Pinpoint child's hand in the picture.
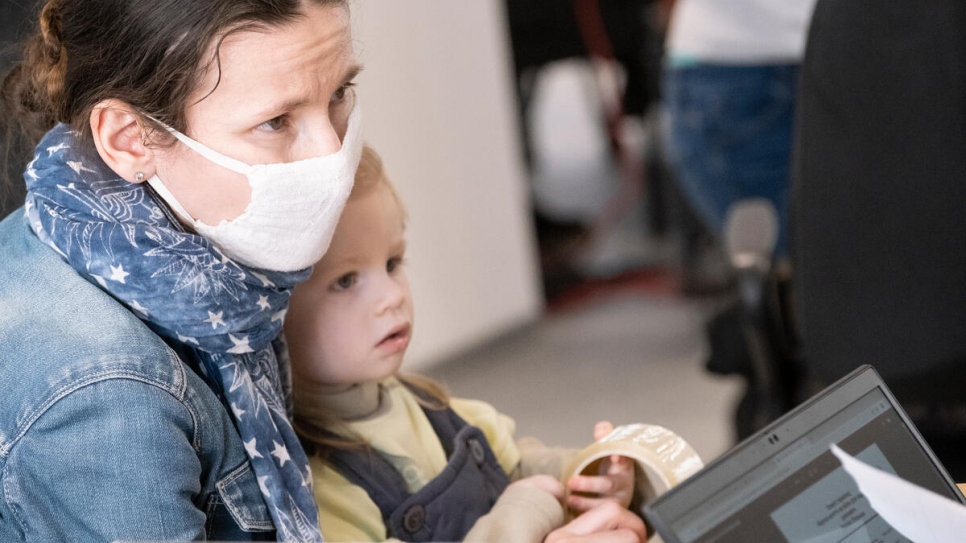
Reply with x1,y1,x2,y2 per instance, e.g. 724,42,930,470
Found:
566,421,636,512
511,474,565,502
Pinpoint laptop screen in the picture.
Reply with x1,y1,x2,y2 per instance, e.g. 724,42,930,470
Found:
645,366,964,543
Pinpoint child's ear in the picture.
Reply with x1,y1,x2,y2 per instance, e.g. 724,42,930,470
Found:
89,99,155,184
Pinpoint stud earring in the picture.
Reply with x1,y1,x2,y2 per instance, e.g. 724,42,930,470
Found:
134,172,145,182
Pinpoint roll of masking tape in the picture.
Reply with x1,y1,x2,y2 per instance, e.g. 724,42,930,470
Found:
561,423,704,525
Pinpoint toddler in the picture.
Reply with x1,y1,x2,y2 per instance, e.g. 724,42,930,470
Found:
285,145,641,542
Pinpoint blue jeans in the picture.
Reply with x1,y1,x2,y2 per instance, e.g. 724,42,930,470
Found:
661,63,800,257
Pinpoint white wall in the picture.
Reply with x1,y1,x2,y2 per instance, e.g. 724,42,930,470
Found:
350,0,544,369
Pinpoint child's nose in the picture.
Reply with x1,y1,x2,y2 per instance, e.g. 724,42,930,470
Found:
376,277,407,315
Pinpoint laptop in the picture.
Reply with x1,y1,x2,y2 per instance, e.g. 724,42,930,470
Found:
644,364,966,543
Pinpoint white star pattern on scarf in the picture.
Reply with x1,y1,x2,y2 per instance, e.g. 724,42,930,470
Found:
67,160,96,175
46,142,69,155
245,438,263,458
257,475,272,497
257,295,272,310
204,311,226,329
109,264,130,283
176,333,199,345
25,157,38,181
131,300,149,316
271,441,291,467
251,271,276,288
227,334,254,354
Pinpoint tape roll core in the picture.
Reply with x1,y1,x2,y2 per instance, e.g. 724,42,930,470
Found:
562,423,704,522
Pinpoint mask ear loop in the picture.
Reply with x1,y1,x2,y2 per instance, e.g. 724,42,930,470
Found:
143,114,253,175
143,178,193,233
139,115,249,232
132,121,189,231
144,173,193,219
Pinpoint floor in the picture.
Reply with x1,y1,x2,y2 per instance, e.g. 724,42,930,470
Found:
425,286,745,464
425,60,745,465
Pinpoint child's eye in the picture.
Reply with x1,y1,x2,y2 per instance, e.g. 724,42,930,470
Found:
332,272,357,291
387,256,403,273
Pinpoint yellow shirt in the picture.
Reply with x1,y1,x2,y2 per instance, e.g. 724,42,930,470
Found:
309,378,530,541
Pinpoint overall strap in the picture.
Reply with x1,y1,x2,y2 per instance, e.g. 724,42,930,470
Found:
322,385,474,530
407,385,467,456
323,384,509,541
385,424,510,541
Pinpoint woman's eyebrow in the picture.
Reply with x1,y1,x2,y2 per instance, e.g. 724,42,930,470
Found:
250,63,365,122
341,63,364,86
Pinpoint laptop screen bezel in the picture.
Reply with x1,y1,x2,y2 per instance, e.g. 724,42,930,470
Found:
643,364,966,543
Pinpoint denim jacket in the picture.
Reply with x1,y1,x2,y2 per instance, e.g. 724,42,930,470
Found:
0,211,276,541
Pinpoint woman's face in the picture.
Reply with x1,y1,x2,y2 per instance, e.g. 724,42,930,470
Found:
152,2,360,225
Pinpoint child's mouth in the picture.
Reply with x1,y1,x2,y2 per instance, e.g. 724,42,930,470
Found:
378,323,411,352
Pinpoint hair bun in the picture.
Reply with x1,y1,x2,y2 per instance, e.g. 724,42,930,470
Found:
35,0,68,110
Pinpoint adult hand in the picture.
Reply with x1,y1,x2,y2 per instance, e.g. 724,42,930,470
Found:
567,421,636,511
544,501,647,543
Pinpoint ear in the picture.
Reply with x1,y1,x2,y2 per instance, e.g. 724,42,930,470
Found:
90,99,155,184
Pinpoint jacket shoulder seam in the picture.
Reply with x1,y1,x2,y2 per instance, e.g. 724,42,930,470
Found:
0,350,191,458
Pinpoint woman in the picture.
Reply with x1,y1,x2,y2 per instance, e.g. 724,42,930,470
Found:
0,1,646,542
1,0,360,540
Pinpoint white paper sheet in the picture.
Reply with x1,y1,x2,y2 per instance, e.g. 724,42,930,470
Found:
831,444,966,543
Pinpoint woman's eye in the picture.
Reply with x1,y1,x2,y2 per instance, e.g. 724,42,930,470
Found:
259,115,287,132
333,82,356,102
333,272,356,291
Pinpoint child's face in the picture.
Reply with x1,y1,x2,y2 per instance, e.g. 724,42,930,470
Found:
285,181,413,390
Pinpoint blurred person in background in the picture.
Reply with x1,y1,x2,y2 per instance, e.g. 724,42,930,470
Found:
658,0,818,440
661,0,817,286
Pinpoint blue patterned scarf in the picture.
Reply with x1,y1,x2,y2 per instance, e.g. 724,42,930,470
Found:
24,124,324,542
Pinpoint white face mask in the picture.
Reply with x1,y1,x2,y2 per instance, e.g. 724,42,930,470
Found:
147,103,363,272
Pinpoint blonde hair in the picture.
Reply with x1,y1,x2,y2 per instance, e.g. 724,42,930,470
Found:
294,145,450,459
351,144,408,223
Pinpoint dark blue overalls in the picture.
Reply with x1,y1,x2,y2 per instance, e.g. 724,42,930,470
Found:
325,397,511,542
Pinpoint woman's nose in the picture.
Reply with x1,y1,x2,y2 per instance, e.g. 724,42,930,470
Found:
297,114,345,159
309,120,343,157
